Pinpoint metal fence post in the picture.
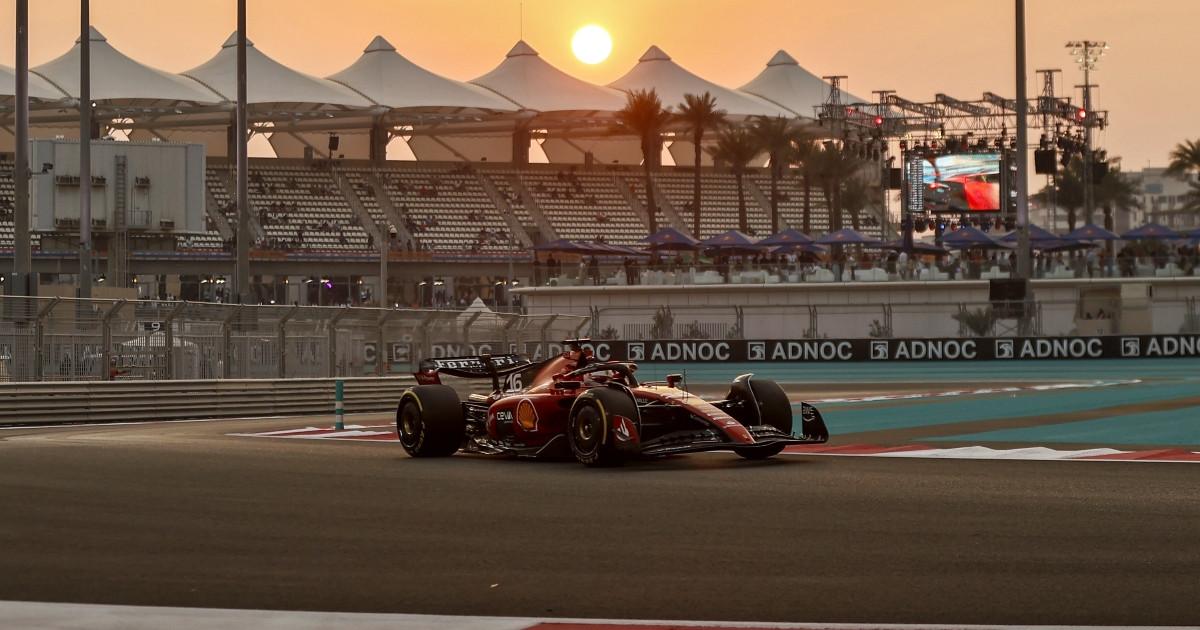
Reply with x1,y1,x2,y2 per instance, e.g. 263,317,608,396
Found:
376,309,394,376
461,311,482,347
327,308,349,377
34,297,61,381
163,301,187,380
101,300,128,381
501,315,520,353
221,308,239,379
278,305,298,379
537,314,559,360
414,311,437,365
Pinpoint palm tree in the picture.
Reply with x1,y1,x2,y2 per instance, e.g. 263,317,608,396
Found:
1095,162,1141,233
676,92,726,236
618,89,673,234
788,134,820,235
711,127,761,233
1166,139,1200,218
751,116,795,234
839,177,873,231
1166,139,1200,179
1034,160,1085,230
813,143,862,233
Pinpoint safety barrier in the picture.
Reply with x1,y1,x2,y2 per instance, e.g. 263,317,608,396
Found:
0,376,426,426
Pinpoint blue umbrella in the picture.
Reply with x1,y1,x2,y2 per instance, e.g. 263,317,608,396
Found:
771,242,828,255
999,223,1059,243
757,228,814,247
640,227,701,250
699,230,767,256
1042,238,1097,252
1122,223,1182,240
533,238,589,253
1063,223,1120,241
942,225,1004,249
816,228,881,245
882,239,947,255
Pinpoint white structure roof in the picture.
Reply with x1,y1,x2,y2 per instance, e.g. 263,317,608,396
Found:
739,50,868,118
183,32,372,109
609,46,792,118
328,36,517,112
471,41,627,113
0,64,65,101
31,27,219,105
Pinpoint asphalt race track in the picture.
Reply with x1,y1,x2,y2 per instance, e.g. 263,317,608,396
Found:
2,361,1199,626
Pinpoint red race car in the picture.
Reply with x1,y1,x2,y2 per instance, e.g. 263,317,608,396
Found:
397,341,829,466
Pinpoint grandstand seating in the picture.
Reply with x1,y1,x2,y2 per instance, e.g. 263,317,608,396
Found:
372,164,515,253
507,168,647,245
652,170,772,238
0,157,873,255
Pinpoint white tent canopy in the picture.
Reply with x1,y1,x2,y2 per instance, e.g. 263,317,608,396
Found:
471,41,627,114
184,32,373,111
739,50,868,119
31,26,219,106
328,36,517,113
0,64,66,102
609,46,793,118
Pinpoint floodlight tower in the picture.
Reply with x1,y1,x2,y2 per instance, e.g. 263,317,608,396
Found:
1066,40,1108,226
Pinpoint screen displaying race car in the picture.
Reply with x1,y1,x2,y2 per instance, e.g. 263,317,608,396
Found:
920,153,1001,212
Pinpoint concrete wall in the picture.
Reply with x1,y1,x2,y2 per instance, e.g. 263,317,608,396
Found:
516,277,1200,339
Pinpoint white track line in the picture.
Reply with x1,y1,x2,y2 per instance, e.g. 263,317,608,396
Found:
0,600,1188,630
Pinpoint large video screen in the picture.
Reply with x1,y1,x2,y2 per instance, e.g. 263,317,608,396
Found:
917,153,1001,212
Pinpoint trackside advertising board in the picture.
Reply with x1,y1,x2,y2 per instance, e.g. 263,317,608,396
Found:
370,335,1200,366
520,336,1200,362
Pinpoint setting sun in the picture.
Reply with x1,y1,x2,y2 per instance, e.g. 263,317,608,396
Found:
571,24,612,64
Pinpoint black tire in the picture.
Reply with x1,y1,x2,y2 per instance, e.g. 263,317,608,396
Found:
396,385,465,457
567,388,637,467
732,378,792,460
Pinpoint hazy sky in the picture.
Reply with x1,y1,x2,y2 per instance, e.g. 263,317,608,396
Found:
2,0,1195,170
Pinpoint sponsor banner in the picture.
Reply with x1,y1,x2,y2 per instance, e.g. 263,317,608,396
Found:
508,335,1200,363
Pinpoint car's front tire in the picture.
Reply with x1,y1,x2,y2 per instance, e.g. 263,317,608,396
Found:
731,378,792,460
567,388,637,467
396,385,465,457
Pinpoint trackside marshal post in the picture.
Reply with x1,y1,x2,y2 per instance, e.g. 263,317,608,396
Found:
335,380,345,430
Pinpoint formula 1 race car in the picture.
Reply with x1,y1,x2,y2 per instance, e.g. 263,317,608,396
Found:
396,341,829,466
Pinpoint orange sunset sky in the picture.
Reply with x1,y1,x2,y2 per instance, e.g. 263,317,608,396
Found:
1,0,1195,170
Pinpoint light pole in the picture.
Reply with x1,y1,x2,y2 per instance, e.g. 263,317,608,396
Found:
1014,0,1031,279
235,0,251,303
1067,40,1107,227
13,0,30,296
78,0,92,298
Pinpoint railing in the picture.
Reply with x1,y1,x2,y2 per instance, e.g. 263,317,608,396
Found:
532,256,1200,287
585,298,1200,341
0,376,415,426
0,297,588,383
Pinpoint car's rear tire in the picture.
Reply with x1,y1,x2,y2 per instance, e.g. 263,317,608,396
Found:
568,388,636,467
732,378,792,460
396,385,465,457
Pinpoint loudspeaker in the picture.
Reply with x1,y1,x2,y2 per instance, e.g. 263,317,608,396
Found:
1093,161,1109,182
328,134,340,152
303,146,314,164
1034,149,1057,175
887,167,903,190
990,278,1028,318
989,278,1027,302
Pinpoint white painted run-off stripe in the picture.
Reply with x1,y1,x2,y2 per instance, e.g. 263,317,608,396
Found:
0,601,1186,630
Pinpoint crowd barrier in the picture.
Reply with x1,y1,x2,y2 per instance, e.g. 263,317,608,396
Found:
0,376,424,426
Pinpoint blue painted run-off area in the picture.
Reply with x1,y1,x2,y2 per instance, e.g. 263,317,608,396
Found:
637,359,1200,447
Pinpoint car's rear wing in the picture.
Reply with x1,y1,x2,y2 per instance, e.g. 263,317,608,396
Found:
415,354,533,390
